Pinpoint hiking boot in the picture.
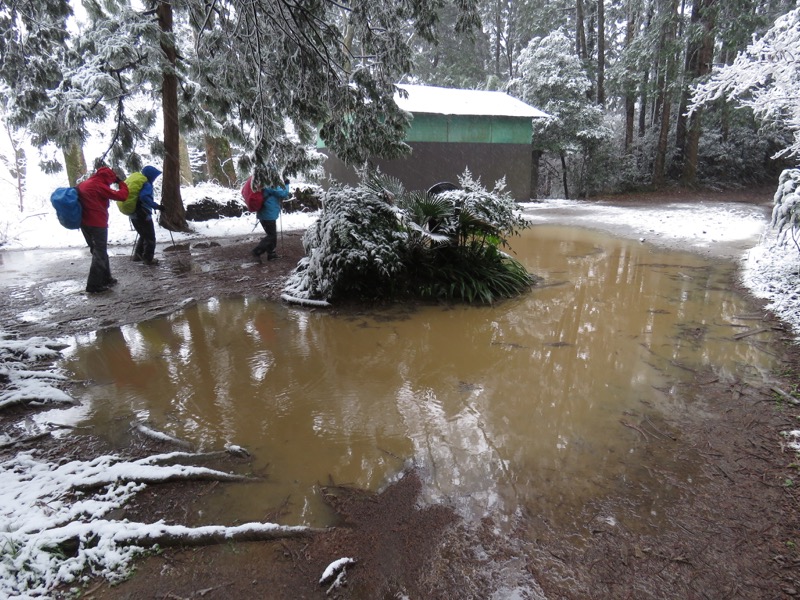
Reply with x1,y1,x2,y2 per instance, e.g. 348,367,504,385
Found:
132,255,142,262
251,248,262,262
144,258,159,266
267,252,278,261
85,285,110,294
106,277,119,287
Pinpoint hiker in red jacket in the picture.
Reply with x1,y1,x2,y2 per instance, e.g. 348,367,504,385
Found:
76,166,129,293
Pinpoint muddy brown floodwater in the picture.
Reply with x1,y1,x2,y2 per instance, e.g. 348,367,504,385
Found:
2,187,800,599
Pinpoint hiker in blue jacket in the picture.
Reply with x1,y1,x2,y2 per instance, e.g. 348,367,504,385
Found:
252,171,290,261
131,165,163,265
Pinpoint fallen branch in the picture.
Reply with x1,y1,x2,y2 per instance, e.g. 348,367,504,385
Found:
733,327,771,340
72,466,257,492
48,520,319,559
134,423,193,449
106,520,318,548
280,293,331,308
0,431,51,450
620,419,649,440
770,386,800,406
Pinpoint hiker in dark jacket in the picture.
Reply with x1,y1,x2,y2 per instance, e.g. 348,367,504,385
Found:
130,165,163,265
76,166,129,293
251,172,290,261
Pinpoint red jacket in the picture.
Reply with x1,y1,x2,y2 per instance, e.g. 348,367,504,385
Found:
77,167,129,228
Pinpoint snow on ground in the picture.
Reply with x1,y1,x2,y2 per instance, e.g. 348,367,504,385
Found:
520,198,767,251
0,179,319,251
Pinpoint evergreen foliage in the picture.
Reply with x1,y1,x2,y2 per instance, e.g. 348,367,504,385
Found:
771,168,800,255
690,7,800,161
283,171,534,305
2,0,800,201
511,29,610,197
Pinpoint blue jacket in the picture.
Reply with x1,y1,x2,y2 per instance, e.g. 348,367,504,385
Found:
257,184,289,221
134,166,162,220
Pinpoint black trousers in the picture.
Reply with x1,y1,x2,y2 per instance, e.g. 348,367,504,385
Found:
81,225,113,289
131,215,156,261
254,219,278,256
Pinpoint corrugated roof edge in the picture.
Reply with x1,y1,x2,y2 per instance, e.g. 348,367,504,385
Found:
395,84,549,119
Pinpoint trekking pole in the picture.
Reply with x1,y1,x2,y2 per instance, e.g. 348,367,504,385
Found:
157,212,176,249
130,233,139,259
279,210,284,251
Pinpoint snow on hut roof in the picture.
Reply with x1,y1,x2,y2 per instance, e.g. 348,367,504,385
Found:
395,84,549,119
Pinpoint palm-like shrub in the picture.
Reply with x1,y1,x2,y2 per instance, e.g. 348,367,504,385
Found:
282,170,535,305
395,170,535,303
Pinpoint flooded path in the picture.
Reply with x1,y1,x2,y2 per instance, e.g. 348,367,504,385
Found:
49,224,778,533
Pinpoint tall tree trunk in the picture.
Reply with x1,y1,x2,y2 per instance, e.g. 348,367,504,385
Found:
157,1,187,232
597,0,606,105
638,72,648,138
623,0,636,150
205,135,237,187
179,134,193,186
494,1,502,77
652,91,672,186
681,0,717,185
560,152,570,199
652,0,680,187
531,149,542,199
638,1,654,138
63,142,86,187
625,95,635,151
675,0,710,167
576,0,588,59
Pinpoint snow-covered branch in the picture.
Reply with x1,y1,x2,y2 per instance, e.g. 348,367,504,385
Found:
689,8,800,158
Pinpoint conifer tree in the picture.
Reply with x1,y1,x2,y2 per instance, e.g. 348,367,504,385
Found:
1,0,480,229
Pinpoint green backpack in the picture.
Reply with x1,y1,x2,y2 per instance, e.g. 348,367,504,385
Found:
117,172,148,216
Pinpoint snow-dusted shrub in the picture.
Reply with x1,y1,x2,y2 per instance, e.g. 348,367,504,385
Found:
284,183,408,303
282,171,535,305
771,168,800,253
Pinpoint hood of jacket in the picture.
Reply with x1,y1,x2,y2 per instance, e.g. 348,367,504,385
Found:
142,165,162,183
94,166,118,184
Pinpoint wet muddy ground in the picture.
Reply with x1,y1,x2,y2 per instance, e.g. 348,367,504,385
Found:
3,187,800,599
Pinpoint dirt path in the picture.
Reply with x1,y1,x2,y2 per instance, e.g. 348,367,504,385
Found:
3,188,800,599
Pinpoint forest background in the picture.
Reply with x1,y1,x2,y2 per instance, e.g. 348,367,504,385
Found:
1,0,798,231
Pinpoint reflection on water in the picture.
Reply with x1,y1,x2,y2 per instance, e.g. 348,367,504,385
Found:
59,225,776,530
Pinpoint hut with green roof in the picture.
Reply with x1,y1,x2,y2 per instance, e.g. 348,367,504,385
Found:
318,84,549,200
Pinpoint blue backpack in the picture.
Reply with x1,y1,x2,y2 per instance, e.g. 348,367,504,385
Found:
50,187,82,229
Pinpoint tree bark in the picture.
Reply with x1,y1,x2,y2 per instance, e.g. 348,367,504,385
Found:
531,148,542,199
681,0,717,185
597,0,606,105
205,135,237,187
652,93,672,186
157,1,188,232
560,152,570,199
63,142,86,187
576,0,588,60
494,2,502,77
651,0,680,186
623,0,637,151
638,71,648,138
179,134,194,186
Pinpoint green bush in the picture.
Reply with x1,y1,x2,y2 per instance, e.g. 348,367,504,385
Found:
282,170,536,305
